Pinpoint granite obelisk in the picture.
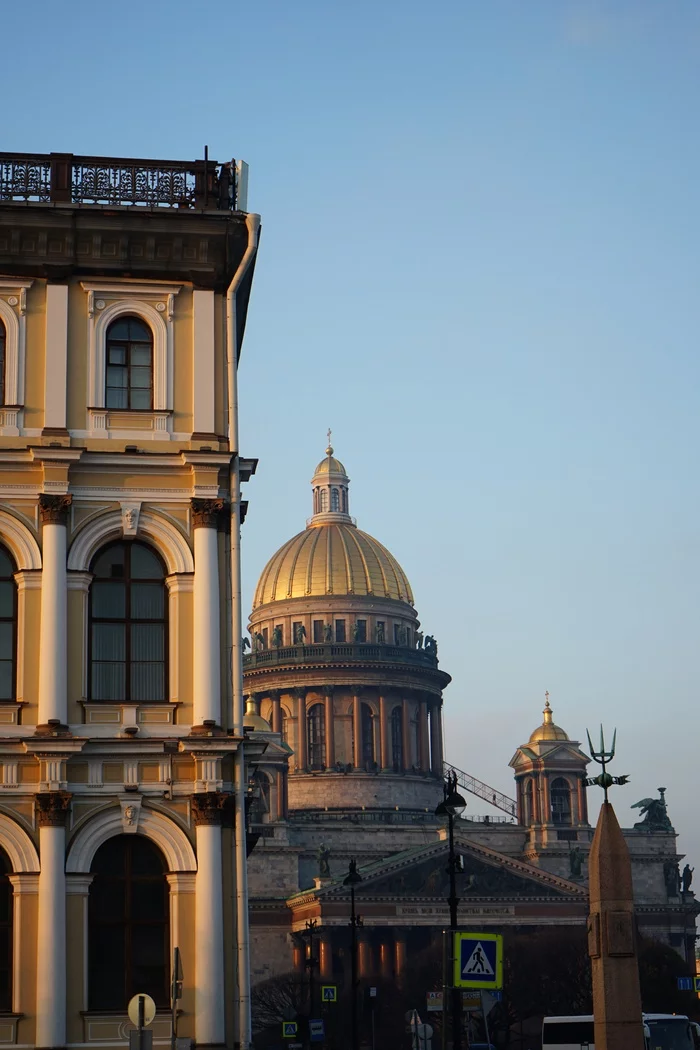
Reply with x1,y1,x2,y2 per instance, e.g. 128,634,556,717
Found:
588,800,645,1050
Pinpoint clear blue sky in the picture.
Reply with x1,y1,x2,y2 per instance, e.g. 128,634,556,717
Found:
4,2,699,856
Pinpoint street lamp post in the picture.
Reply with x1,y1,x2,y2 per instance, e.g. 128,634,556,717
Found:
435,771,467,1050
344,859,363,1050
302,919,318,1045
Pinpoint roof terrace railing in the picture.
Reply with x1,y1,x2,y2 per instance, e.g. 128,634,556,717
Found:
0,151,240,210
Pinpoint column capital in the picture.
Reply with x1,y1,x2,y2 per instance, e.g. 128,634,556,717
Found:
268,689,281,702
293,687,307,701
36,790,72,827
191,498,226,529
39,494,72,525
191,791,229,826
323,686,335,700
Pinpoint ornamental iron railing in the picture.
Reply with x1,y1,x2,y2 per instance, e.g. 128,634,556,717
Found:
0,151,240,209
243,641,439,670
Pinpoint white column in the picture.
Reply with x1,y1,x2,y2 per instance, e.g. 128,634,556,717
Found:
36,793,70,1050
192,501,223,726
194,800,225,1047
38,497,71,727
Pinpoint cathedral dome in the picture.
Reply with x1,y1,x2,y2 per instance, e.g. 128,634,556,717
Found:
528,696,569,743
253,522,414,607
253,441,414,609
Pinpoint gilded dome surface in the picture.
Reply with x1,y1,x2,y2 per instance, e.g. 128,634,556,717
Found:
253,523,414,607
528,697,569,743
314,455,347,475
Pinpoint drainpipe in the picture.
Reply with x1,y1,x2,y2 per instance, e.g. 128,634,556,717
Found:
225,209,261,1050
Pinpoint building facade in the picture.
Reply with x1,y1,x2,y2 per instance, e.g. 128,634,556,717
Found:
0,150,260,1050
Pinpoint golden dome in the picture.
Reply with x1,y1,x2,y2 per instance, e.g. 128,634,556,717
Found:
243,696,271,732
314,449,347,476
528,695,569,743
253,522,414,608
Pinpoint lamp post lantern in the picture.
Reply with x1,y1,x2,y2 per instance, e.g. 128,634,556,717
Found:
343,859,363,1050
435,771,466,1050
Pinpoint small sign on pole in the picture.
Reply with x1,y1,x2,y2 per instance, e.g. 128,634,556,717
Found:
678,977,693,991
321,985,337,1002
282,1021,298,1038
309,1018,325,1042
453,932,503,990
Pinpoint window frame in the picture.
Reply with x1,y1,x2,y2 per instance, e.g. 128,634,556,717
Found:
307,703,326,769
391,707,403,772
88,835,169,1011
105,316,154,412
88,541,168,704
0,547,17,703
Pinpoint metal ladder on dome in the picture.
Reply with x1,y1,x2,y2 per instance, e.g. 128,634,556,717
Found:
444,763,518,818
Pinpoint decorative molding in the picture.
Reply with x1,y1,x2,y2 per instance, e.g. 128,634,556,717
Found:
0,281,33,434
39,494,72,526
191,791,228,826
80,283,182,439
35,791,72,827
119,796,142,833
120,501,142,537
67,507,194,574
191,498,225,529
66,803,197,873
0,811,40,871
0,511,41,570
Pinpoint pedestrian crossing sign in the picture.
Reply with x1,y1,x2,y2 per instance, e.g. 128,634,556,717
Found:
282,1021,298,1037
321,985,337,1002
453,932,503,990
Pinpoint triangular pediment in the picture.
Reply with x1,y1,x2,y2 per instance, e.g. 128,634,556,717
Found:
293,836,586,908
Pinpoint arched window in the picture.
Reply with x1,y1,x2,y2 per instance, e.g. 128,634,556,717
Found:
550,777,572,825
89,835,169,1010
341,488,347,512
319,489,328,513
89,542,167,702
249,771,271,824
105,316,153,410
307,704,326,769
523,778,536,825
331,488,340,512
391,707,403,772
0,848,12,1011
361,703,375,769
0,321,5,406
0,548,17,701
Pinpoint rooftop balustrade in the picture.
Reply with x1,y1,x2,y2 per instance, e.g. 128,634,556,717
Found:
0,151,241,210
243,641,440,670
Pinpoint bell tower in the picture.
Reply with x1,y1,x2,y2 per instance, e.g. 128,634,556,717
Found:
509,695,591,876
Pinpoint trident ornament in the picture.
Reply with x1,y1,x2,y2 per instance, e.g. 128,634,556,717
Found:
585,725,630,801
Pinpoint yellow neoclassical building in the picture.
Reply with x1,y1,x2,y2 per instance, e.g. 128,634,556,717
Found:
0,150,262,1050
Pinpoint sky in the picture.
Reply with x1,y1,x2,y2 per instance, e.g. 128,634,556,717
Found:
3,1,699,857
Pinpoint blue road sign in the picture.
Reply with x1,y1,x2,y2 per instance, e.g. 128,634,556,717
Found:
453,932,503,990
282,1021,298,1038
695,977,700,993
678,977,693,991
321,985,337,1002
309,1019,325,1042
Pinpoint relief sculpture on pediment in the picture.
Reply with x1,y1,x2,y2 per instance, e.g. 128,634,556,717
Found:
362,852,565,899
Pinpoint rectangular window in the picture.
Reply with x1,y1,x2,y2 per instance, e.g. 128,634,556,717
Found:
262,627,269,648
356,619,366,642
394,624,401,645
313,620,323,643
335,619,346,643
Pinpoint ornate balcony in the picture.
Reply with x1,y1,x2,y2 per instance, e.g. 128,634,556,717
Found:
0,151,241,210
243,641,441,671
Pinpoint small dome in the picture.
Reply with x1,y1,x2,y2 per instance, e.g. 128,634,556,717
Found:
529,696,569,743
253,523,414,607
243,697,271,732
314,450,347,476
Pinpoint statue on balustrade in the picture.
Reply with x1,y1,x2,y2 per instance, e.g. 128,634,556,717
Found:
272,626,283,648
318,843,331,878
415,631,423,649
294,623,307,644
254,632,266,651
242,636,250,651
375,622,385,643
632,787,674,832
323,622,333,642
